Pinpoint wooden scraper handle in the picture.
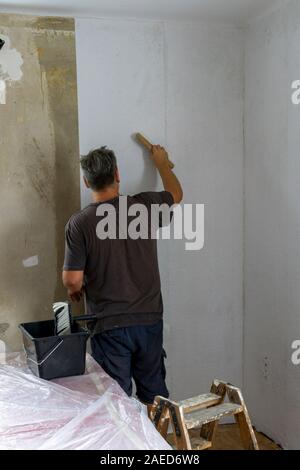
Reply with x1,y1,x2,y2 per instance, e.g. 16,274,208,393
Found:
135,133,175,169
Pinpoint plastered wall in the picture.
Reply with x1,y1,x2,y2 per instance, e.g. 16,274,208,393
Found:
244,0,300,449
76,18,244,400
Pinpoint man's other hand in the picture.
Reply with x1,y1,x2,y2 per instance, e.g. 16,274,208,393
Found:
68,288,83,303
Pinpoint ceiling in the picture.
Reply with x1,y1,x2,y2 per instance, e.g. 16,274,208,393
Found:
0,0,287,24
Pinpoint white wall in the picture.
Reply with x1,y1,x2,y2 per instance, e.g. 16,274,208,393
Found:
76,18,244,400
244,0,300,449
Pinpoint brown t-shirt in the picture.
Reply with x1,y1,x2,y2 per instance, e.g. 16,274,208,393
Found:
63,191,174,334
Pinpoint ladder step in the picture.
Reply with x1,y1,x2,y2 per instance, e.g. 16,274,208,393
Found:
178,393,222,412
184,403,243,429
190,437,212,451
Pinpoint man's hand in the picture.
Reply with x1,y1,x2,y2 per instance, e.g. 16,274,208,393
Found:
68,287,84,303
151,145,170,169
150,145,183,204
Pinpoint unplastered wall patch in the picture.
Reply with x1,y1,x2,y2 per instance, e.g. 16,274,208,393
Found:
22,255,39,268
0,34,23,104
0,35,23,80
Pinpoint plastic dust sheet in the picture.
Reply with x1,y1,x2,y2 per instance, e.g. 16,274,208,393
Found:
0,352,171,450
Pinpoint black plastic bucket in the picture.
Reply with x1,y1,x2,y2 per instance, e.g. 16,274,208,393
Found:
19,319,90,380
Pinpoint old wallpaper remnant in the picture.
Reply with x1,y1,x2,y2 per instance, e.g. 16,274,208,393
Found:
0,14,80,350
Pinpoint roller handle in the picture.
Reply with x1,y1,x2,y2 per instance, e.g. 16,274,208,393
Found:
73,314,97,323
135,133,175,169
73,291,97,323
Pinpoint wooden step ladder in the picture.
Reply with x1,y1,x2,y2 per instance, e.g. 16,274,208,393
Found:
151,380,259,451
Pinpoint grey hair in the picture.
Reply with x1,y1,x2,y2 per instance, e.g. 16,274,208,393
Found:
80,146,117,191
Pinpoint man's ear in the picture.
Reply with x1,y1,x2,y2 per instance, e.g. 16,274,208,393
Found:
115,168,120,184
83,176,90,188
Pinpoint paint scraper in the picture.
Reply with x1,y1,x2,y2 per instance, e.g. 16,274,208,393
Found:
135,132,175,169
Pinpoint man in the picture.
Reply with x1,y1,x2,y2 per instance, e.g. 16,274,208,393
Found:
62,145,183,405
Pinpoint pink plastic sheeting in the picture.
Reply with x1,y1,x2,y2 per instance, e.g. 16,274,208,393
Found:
0,352,171,450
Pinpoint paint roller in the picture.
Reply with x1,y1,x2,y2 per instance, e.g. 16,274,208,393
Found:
53,301,96,336
135,133,175,169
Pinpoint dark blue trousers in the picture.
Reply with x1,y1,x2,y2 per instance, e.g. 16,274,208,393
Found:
91,320,169,404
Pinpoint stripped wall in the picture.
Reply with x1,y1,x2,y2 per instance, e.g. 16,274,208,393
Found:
76,18,244,400
0,13,80,350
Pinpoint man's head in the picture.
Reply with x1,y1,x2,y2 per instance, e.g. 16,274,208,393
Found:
80,146,119,191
